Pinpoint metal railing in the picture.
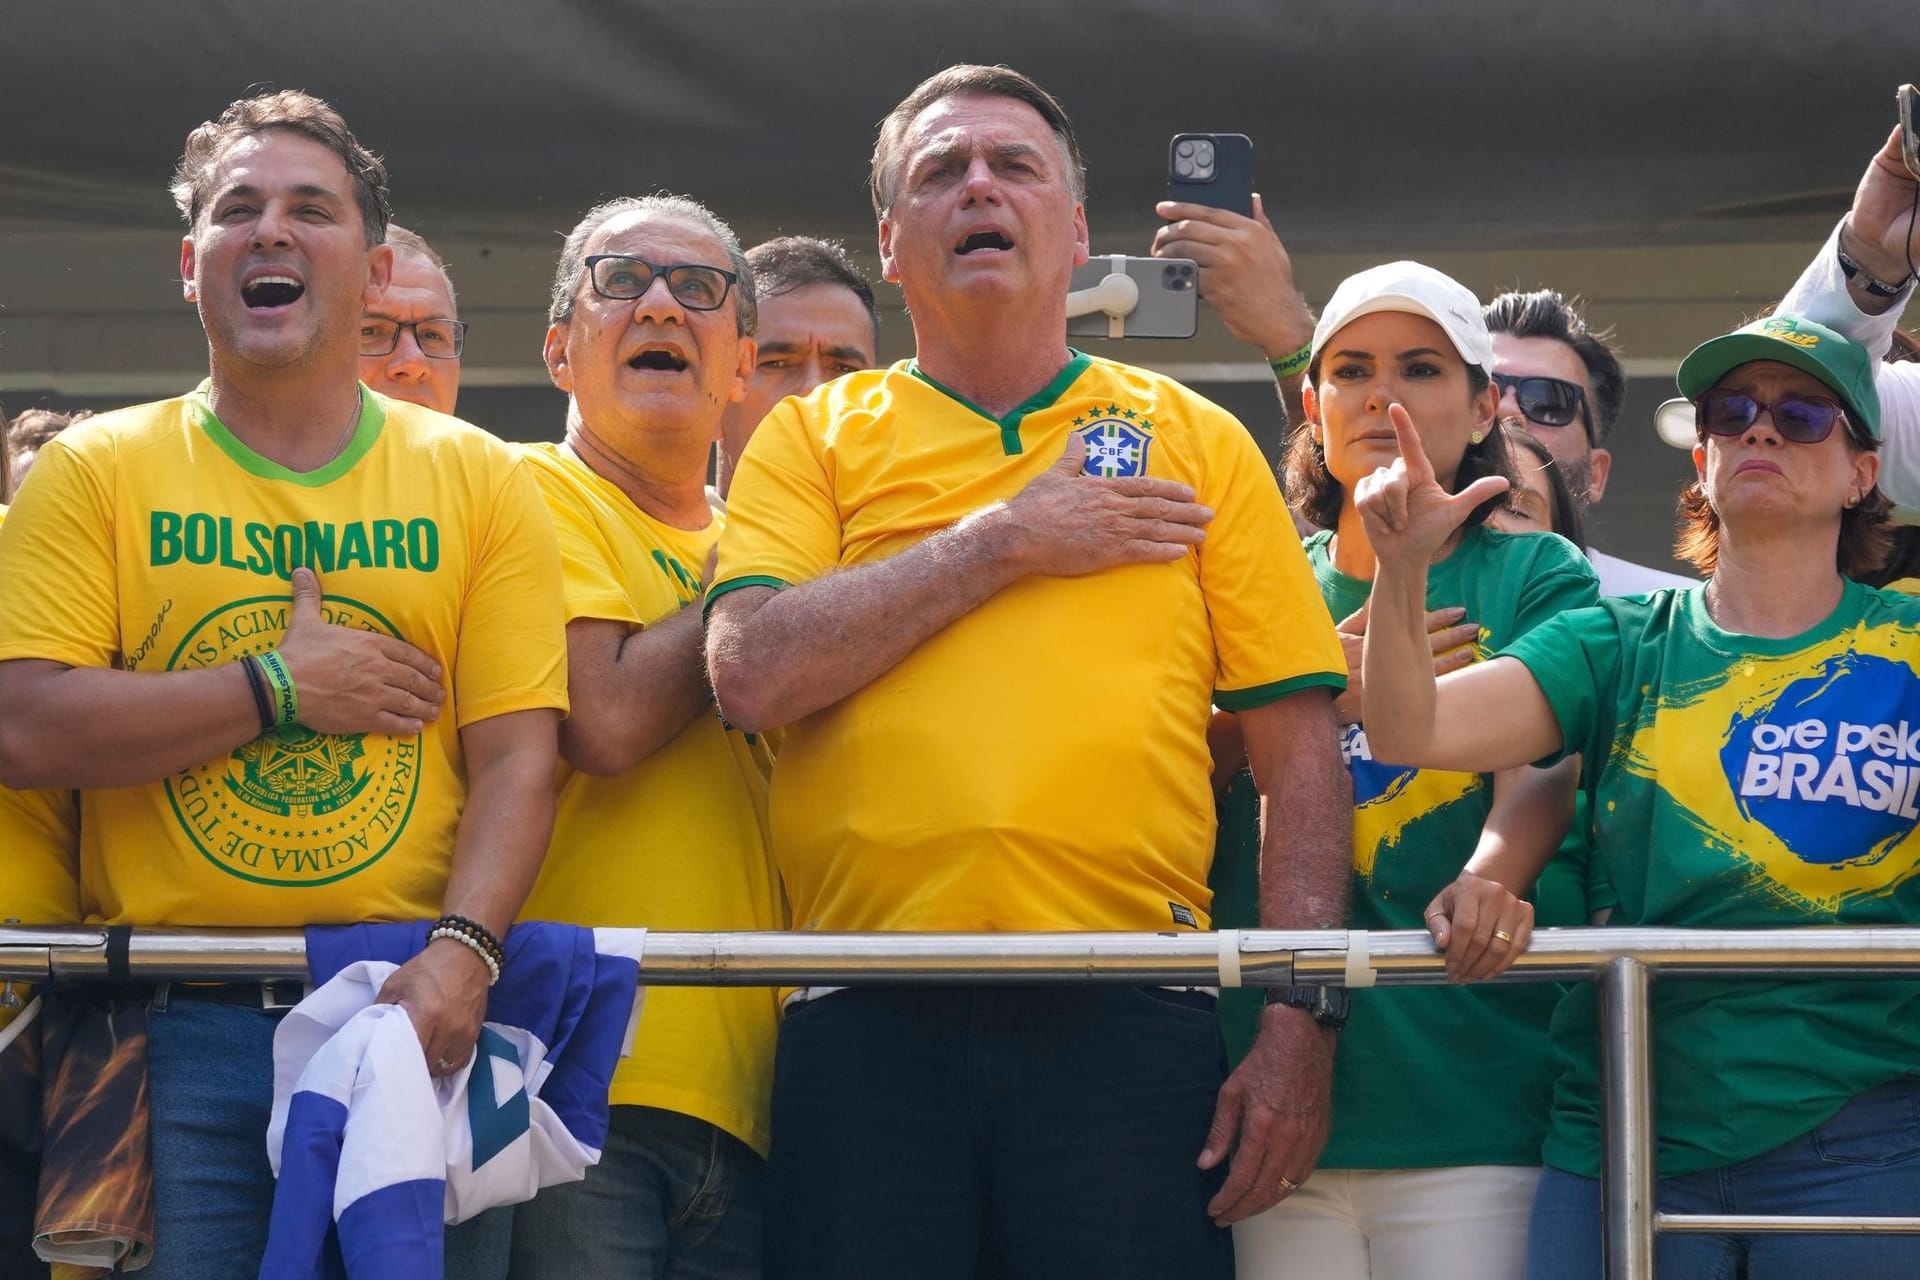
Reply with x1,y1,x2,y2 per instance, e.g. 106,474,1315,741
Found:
6,923,1920,1279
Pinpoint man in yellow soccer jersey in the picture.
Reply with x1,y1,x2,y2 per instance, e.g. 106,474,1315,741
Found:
358,224,463,416
500,194,780,1278
0,91,567,1279
706,65,1352,1278
713,235,881,500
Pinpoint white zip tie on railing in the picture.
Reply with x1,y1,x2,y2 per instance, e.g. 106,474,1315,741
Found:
1344,930,1377,988
1216,929,1242,987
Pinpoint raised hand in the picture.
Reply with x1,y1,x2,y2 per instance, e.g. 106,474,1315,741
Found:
274,566,446,737
1838,125,1920,283
1353,403,1509,569
990,434,1214,577
1152,194,1314,360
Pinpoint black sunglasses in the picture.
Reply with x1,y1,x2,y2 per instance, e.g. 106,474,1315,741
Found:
1695,389,1849,445
1492,373,1591,438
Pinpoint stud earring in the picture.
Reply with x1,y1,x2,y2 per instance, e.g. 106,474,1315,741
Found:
1470,429,1485,445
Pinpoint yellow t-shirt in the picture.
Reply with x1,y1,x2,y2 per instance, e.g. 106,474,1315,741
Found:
0,386,568,927
516,443,783,1154
0,502,80,1028
712,353,1345,934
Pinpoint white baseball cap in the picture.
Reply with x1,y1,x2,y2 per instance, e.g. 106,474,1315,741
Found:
1310,261,1494,373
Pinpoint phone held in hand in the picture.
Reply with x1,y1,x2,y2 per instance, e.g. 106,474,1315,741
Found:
1899,84,1920,181
1168,133,1254,216
1065,255,1198,340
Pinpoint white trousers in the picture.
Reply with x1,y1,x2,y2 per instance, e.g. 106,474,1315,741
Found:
1233,1165,1541,1280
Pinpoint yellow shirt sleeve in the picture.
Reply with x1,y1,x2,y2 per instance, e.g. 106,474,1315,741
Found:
450,457,570,726
709,398,843,601
0,439,121,668
530,464,647,629
1197,415,1347,709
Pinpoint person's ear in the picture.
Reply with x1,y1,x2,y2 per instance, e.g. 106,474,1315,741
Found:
1586,447,1612,504
542,322,573,393
729,337,756,404
363,243,394,306
1691,443,1706,483
1849,448,1880,507
877,216,900,284
181,236,199,304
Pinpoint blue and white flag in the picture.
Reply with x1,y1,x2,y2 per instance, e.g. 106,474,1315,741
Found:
260,922,645,1280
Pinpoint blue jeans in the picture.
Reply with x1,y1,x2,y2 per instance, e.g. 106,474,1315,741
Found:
764,985,1232,1280
507,1104,763,1280
143,996,283,1280
1525,1075,1920,1279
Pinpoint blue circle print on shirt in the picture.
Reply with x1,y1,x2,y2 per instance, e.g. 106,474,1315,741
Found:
1721,651,1920,868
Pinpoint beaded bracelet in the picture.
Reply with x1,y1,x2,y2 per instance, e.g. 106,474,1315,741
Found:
429,926,501,986
432,912,507,973
255,649,299,728
239,654,276,735
1268,341,1313,381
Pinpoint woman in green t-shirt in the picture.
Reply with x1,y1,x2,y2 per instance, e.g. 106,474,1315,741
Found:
1356,312,1920,1280
1225,262,1601,1280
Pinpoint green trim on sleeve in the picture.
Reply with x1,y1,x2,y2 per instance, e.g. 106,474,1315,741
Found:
1214,670,1347,711
906,350,1094,456
702,574,789,620
190,380,385,486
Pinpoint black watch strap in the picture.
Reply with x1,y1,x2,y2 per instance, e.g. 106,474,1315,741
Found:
1837,244,1915,299
1265,984,1350,1031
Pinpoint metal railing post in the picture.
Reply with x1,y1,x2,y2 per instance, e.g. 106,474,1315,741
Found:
1600,955,1655,1280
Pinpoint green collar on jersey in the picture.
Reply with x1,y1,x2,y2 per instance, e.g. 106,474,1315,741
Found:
189,380,385,487
906,350,1092,456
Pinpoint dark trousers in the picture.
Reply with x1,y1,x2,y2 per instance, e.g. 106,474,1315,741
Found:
765,985,1233,1280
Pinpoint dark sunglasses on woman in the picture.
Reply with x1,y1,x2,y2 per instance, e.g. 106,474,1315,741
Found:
1492,373,1591,436
1695,389,1850,445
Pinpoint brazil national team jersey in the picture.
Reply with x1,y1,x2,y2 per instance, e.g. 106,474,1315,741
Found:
517,443,784,1156
0,386,568,927
1506,581,1920,1176
1227,525,1600,1168
711,353,1346,935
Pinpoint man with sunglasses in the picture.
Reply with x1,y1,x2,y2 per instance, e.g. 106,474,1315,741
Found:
358,224,464,415
1485,289,1693,595
501,195,779,1280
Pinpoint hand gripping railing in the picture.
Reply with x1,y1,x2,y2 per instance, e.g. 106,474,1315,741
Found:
7,923,1920,1280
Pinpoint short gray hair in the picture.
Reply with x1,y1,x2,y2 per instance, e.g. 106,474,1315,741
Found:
869,64,1086,217
385,224,457,311
548,195,756,336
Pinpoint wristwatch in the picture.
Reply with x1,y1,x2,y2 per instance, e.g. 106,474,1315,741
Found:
1836,243,1915,299
1266,984,1350,1031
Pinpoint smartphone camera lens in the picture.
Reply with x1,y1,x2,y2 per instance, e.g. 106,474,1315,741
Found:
1165,263,1195,291
1172,138,1215,181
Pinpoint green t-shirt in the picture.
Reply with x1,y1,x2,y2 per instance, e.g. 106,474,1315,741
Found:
1505,580,1920,1177
1215,525,1600,1168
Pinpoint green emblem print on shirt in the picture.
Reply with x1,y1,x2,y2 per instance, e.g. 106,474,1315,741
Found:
162,594,422,887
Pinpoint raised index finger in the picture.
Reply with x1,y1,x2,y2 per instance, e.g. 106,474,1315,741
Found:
1383,402,1439,487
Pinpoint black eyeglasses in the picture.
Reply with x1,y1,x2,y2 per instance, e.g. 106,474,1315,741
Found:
1493,373,1591,437
1695,389,1849,445
360,317,467,359
584,255,738,311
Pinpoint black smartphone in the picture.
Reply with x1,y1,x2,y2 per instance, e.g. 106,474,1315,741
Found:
1900,84,1920,181
1168,133,1254,216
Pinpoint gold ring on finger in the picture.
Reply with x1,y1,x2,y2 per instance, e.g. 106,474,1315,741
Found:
1493,929,1514,944
1278,1174,1300,1192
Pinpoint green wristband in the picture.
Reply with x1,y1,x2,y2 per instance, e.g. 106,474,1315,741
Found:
255,648,299,728
1268,342,1313,381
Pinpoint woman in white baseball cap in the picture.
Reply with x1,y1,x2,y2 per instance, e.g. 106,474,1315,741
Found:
1223,261,1603,1280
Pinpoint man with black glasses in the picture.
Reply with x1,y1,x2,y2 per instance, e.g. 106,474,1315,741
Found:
359,225,464,415
1484,289,1691,594
503,195,779,1279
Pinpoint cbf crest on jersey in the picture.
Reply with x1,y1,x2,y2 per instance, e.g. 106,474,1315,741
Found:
1074,410,1155,478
